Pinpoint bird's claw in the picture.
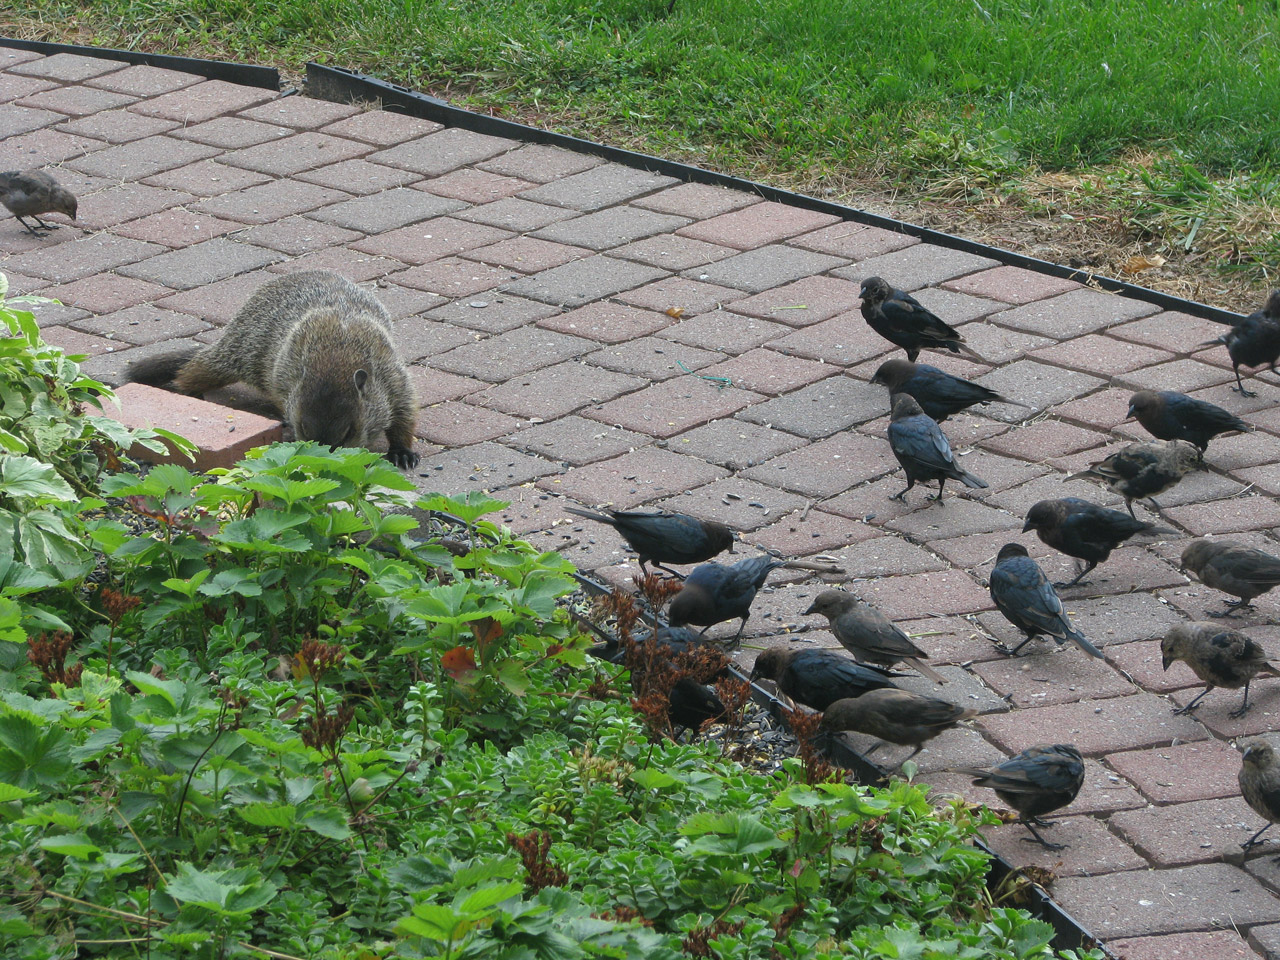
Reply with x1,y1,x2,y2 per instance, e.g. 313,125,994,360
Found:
1229,703,1253,719
1021,836,1067,851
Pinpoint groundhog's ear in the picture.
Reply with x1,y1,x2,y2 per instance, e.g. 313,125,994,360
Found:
353,369,368,393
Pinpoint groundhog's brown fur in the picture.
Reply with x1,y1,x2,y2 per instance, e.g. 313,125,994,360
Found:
127,271,419,468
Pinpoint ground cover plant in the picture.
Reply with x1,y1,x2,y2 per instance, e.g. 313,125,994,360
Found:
0,294,1105,957
8,0,1280,305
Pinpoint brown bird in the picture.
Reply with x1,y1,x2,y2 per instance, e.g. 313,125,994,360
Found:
887,393,988,505
804,589,947,683
1240,741,1280,853
1023,497,1166,588
1180,538,1280,616
870,358,1027,423
0,169,77,237
1161,621,1280,718
1126,389,1252,455
1064,440,1200,517
820,689,977,764
668,555,786,640
859,276,982,363
949,744,1085,850
1200,291,1280,397
750,647,901,712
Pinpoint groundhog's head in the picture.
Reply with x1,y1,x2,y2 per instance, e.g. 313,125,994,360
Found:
288,370,371,451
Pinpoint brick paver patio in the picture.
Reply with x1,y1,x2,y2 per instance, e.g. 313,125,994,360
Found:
5,45,1279,959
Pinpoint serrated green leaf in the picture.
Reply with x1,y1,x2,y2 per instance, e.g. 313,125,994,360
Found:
299,808,351,840
39,833,101,859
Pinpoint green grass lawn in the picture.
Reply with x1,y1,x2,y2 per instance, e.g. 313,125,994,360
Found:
32,0,1278,171
11,0,1280,293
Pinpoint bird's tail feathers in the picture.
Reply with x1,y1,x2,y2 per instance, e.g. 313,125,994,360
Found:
564,505,615,524
959,470,989,490
1068,629,1105,659
1199,334,1229,347
996,395,1035,410
1063,469,1098,484
905,656,949,684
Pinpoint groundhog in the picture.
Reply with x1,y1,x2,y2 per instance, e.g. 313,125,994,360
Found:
127,271,420,468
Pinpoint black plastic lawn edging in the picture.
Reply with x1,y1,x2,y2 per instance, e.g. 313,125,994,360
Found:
305,60,1242,330
558,563,1114,958
0,36,279,89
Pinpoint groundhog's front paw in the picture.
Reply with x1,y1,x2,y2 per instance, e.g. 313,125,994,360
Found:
387,446,421,470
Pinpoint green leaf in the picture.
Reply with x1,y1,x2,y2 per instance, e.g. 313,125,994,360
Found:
397,904,473,942
631,768,677,790
236,803,297,829
458,880,523,913
0,597,23,643
0,781,34,802
496,659,530,697
299,808,351,840
0,455,74,501
124,671,184,710
164,863,278,916
39,833,102,859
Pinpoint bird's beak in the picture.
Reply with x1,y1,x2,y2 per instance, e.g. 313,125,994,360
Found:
1161,651,1173,670
802,602,818,616
1021,519,1034,533
1123,404,1136,420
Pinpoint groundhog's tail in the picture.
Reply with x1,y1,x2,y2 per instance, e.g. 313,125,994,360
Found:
125,349,199,388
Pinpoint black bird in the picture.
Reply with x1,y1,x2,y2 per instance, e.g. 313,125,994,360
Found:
1200,291,1280,397
1064,439,1200,518
1240,741,1280,853
750,647,901,712
871,358,1026,422
1161,621,1280,718
887,393,988,505
1127,389,1252,455
1181,538,1280,616
667,554,786,640
988,543,1103,658
820,689,977,764
564,506,735,576
804,589,947,683
0,169,77,237
668,677,727,729
949,744,1085,850
859,276,980,363
1023,497,1164,588
587,626,707,664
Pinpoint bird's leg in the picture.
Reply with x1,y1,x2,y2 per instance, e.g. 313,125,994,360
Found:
649,561,686,580
1230,681,1254,719
1207,598,1253,619
931,479,947,504
1020,819,1067,851
1007,635,1037,656
1242,823,1274,851
1233,366,1258,398
1172,686,1212,715
1053,560,1096,589
1125,500,1137,519
893,744,924,769
890,486,911,503
14,215,50,238
32,216,59,231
